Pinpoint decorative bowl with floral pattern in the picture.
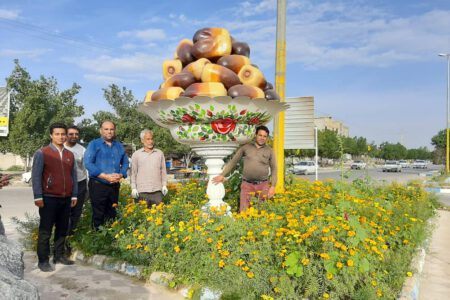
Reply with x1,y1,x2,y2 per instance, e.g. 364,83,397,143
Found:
138,96,288,145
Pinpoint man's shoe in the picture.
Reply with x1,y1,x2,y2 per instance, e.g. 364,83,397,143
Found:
38,261,54,272
53,256,74,265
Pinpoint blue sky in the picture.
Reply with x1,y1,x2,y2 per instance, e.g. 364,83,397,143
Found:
0,0,449,148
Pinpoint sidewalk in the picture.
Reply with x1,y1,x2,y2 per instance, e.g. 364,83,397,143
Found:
2,220,183,300
418,195,450,299
0,185,183,300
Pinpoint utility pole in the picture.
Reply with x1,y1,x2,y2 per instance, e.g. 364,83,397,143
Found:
273,0,286,193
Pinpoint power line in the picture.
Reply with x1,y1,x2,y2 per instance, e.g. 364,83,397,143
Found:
0,17,114,52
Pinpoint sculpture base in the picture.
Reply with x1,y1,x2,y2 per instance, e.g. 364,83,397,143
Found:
191,143,238,216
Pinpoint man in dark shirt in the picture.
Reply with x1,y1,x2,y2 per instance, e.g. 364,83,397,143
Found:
212,125,277,212
32,123,78,272
84,120,129,230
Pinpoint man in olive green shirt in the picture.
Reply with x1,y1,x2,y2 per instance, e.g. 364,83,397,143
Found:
212,125,277,212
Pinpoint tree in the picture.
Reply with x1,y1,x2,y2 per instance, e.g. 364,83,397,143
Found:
431,129,445,164
82,84,190,156
318,129,340,159
0,60,83,158
379,142,407,160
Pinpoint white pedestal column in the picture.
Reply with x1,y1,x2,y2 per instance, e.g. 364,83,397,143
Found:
191,144,238,216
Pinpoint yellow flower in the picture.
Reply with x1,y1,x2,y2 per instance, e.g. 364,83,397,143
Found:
126,244,132,250
155,217,163,225
347,259,354,267
326,272,333,280
273,287,281,293
261,296,274,300
320,253,330,260
336,262,343,269
301,258,309,266
206,238,213,243
371,280,377,286
137,234,145,240
407,271,413,277
323,293,330,299
174,246,180,253
246,271,255,278
219,260,225,268
347,230,356,237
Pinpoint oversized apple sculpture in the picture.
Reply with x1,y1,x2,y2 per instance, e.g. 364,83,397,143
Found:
138,27,288,215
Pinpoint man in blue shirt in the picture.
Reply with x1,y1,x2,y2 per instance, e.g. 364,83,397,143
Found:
84,121,129,229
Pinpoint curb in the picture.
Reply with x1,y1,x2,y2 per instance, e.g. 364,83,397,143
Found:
397,215,437,300
425,187,450,194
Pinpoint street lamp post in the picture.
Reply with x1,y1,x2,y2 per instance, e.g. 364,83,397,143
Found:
439,53,450,173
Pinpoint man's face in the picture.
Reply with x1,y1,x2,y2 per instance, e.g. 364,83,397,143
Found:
50,128,67,146
100,122,115,141
67,128,80,144
255,129,268,146
142,133,154,149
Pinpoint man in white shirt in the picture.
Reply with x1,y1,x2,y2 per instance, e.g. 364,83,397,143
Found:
131,129,168,208
64,125,88,241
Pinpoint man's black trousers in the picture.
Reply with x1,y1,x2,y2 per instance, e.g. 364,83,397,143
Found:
67,179,87,236
37,196,71,263
89,180,119,230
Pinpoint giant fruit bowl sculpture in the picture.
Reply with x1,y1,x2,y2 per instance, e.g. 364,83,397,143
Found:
138,27,288,214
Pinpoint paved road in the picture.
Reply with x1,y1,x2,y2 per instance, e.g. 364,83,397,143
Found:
0,186,183,300
295,165,442,183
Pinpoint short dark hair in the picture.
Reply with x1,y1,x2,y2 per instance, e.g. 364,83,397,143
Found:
67,125,80,132
255,125,269,135
49,123,67,134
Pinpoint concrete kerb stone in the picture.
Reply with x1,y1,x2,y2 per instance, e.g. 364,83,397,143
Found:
149,271,175,287
397,214,437,300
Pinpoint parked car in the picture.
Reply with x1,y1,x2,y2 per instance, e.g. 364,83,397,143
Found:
350,160,367,170
412,160,427,169
292,161,316,175
22,171,32,183
399,160,410,168
382,161,402,172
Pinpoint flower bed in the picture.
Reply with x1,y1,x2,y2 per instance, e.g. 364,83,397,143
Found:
69,179,436,299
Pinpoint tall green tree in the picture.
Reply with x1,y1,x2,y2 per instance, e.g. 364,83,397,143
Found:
0,60,83,157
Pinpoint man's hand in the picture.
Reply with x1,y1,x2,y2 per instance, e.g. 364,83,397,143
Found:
131,189,139,198
212,175,225,184
162,186,168,196
71,198,77,208
268,186,276,198
100,173,121,184
35,200,44,208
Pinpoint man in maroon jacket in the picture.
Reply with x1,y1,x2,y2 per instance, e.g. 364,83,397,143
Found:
32,123,78,272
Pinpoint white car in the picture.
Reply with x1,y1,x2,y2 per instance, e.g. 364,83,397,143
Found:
399,160,410,168
412,160,427,169
382,161,402,172
293,161,316,175
22,171,32,183
350,160,367,170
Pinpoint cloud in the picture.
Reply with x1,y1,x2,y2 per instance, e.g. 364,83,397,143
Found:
238,0,277,17
0,48,50,59
66,52,165,81
83,74,127,85
0,8,20,20
218,1,450,70
117,28,166,42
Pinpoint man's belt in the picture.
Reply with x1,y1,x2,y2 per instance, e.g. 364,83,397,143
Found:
243,179,268,185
